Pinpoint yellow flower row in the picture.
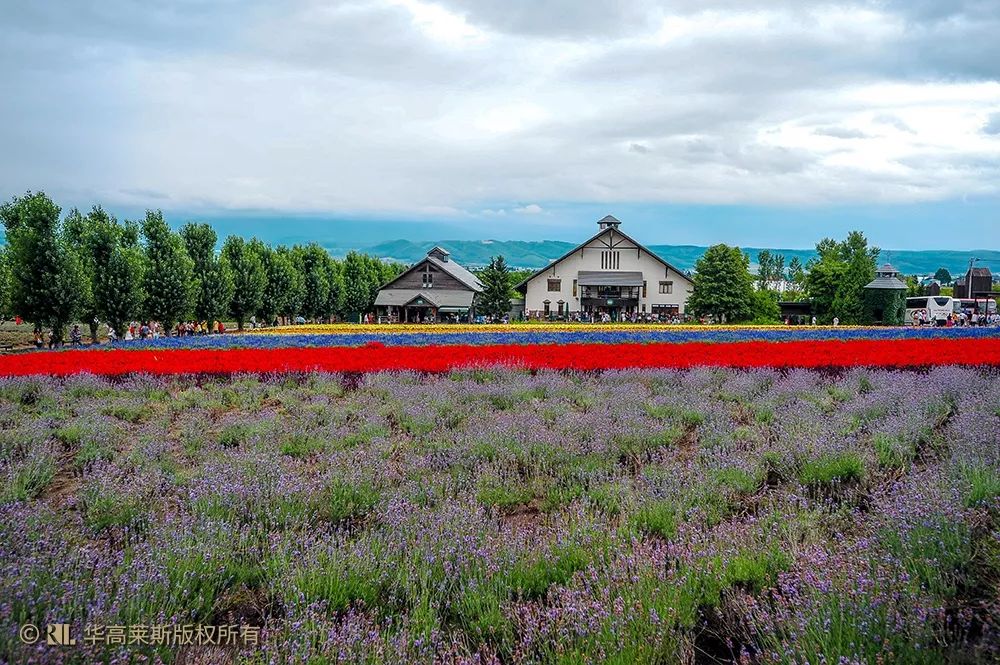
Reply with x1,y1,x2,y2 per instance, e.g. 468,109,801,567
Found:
248,323,884,335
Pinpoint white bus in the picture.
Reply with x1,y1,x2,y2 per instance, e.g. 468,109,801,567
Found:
905,296,955,326
954,298,997,316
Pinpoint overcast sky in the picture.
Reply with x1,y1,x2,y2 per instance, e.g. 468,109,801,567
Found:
2,1,999,249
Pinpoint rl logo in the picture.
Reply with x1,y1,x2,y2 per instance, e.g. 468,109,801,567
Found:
47,623,76,646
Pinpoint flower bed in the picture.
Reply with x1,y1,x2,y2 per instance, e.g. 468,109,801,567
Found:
2,338,1000,376
125,326,1000,349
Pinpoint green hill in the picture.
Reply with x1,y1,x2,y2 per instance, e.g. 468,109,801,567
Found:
359,239,999,278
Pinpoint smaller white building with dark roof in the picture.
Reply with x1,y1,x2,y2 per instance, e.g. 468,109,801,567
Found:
374,246,483,322
516,215,693,319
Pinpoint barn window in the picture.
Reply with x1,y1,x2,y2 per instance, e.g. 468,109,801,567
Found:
547,279,561,292
659,281,673,294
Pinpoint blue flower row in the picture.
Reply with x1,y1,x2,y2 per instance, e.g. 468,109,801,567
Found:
121,326,1000,349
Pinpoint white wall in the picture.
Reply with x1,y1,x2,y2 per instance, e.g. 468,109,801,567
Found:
523,229,693,314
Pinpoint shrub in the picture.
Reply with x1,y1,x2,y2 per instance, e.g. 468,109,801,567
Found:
873,433,914,471
218,423,256,448
799,451,864,488
293,549,384,612
279,433,326,458
724,546,792,593
714,467,761,495
81,487,148,532
614,427,683,461
958,464,1000,509
586,484,625,516
644,403,705,428
881,517,972,599
1,452,56,502
629,500,679,540
316,480,380,524
477,481,533,511
101,403,151,424
509,543,589,600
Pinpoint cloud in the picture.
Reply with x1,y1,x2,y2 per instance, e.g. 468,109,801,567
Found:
813,126,870,139
984,112,1000,135
1,0,999,217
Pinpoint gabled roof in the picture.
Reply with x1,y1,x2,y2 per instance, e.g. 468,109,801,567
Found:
426,255,483,291
374,289,475,308
514,225,692,292
378,250,484,293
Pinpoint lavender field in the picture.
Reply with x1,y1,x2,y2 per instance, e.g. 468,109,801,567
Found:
1,368,998,664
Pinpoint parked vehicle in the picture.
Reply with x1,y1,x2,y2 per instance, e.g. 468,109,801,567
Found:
905,296,955,325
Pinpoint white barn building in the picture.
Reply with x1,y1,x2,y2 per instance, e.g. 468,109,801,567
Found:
516,215,693,320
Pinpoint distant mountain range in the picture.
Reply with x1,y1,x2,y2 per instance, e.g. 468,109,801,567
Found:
343,239,1000,277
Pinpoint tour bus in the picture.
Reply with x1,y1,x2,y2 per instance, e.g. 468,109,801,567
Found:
905,296,955,326
954,298,997,317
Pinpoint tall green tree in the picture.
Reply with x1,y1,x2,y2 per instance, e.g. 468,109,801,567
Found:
0,246,12,321
787,256,805,284
101,243,145,338
64,206,137,341
804,231,878,323
756,250,775,290
62,208,98,341
274,246,305,323
221,236,266,330
293,244,331,321
252,241,303,325
182,223,234,324
479,255,513,320
341,251,378,320
933,267,952,284
688,244,755,323
325,257,344,320
0,191,86,343
86,208,145,339
142,210,194,332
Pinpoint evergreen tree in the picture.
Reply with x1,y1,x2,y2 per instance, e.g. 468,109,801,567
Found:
141,210,194,331
0,191,86,342
181,223,234,324
787,256,805,284
221,236,266,330
479,255,513,320
933,267,952,285
688,244,755,323
756,250,775,290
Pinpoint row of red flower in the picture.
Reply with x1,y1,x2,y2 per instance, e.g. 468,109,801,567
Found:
1,339,999,376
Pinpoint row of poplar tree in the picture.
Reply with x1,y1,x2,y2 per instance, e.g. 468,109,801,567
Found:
0,192,406,342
